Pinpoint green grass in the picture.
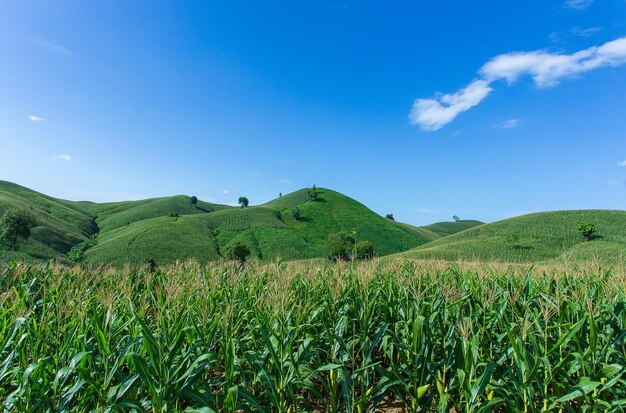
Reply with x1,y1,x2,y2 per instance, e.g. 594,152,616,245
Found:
85,189,433,264
421,219,484,237
1,259,625,411
81,195,231,232
0,180,97,259
401,210,626,263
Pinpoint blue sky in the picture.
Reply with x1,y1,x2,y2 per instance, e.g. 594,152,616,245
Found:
1,0,625,225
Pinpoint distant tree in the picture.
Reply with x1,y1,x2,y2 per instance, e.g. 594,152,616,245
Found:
0,209,35,251
327,231,354,261
292,206,301,221
238,196,249,208
168,212,179,218
307,187,318,202
190,196,198,205
355,240,375,259
385,213,395,220
227,242,250,263
577,222,596,241
453,215,461,222
279,192,282,197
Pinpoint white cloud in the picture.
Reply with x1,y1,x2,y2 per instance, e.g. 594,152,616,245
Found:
409,80,492,131
223,189,230,194
492,118,520,129
608,180,624,186
571,27,601,37
411,35,626,131
618,160,626,166
51,154,71,161
29,115,46,122
480,36,626,87
564,0,593,10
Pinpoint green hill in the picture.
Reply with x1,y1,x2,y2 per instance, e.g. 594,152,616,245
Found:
421,220,484,237
86,188,437,265
0,181,97,260
0,181,441,264
400,210,626,263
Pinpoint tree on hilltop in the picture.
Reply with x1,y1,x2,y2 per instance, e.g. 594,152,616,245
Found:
238,196,249,208
385,214,395,220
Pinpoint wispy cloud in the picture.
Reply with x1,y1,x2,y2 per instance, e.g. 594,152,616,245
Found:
564,0,593,10
410,35,626,131
608,180,624,186
618,160,626,166
492,118,520,129
223,189,230,194
571,27,601,37
51,154,71,161
32,40,72,56
29,115,46,122
409,80,492,131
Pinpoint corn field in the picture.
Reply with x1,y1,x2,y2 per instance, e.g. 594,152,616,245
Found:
1,259,625,412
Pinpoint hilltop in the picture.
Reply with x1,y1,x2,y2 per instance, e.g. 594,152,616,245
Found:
399,210,626,263
1,181,480,264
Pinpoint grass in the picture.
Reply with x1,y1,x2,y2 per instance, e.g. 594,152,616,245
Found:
0,181,97,259
1,258,625,411
400,210,626,263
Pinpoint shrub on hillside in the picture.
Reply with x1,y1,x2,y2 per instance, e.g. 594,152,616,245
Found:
226,242,250,263
355,240,375,259
0,209,35,251
190,196,198,205
327,231,354,260
577,222,596,241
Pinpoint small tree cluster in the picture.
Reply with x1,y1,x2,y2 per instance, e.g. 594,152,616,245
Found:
0,209,35,251
226,241,250,263
327,231,374,261
291,206,301,221
190,196,198,205
307,187,318,202
385,214,394,220
453,215,461,222
577,222,596,241
238,196,249,208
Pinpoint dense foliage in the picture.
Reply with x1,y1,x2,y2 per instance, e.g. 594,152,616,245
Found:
1,259,625,412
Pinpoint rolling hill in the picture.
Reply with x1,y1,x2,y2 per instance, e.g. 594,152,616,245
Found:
1,181,471,265
399,210,626,263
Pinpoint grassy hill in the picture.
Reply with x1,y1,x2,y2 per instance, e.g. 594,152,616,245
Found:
422,220,484,237
0,181,443,264
0,181,97,260
85,188,437,265
399,210,626,263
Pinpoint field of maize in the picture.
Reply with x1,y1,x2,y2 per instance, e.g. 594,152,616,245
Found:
1,259,625,412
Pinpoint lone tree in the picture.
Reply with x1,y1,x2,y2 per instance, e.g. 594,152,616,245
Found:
355,240,375,259
578,222,596,241
292,206,301,221
453,215,461,222
307,187,318,202
0,209,35,251
190,196,198,205
238,196,249,208
327,231,354,261
227,242,250,263
385,213,395,220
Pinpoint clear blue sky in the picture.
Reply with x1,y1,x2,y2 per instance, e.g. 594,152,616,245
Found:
1,1,625,225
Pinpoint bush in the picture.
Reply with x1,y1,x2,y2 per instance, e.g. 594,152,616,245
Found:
169,212,179,218
577,222,596,241
226,242,250,263
327,231,354,260
355,240,374,259
385,214,394,220
292,207,301,221
68,235,98,263
0,209,35,250
307,187,318,202
190,196,198,205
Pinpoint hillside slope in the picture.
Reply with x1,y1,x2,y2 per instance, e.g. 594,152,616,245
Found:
86,188,436,264
399,210,626,263
0,180,97,260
